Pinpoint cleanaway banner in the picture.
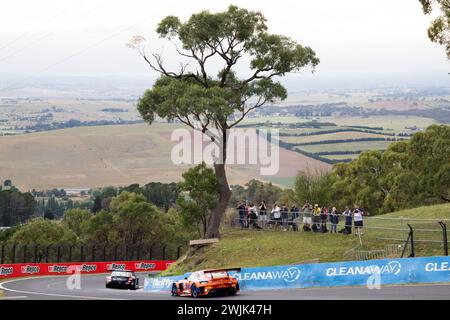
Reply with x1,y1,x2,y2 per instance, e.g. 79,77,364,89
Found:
144,256,450,291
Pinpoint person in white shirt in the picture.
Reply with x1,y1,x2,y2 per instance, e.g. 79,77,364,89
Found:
353,208,364,236
271,203,282,230
247,203,261,229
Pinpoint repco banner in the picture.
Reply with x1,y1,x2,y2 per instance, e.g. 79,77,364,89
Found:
0,260,174,279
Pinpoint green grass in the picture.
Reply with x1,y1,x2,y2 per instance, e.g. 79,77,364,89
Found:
295,140,392,153
162,203,450,276
321,154,360,161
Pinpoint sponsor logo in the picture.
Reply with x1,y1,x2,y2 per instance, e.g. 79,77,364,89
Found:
425,262,450,272
107,263,126,271
0,266,14,276
326,261,402,277
135,262,156,270
48,265,69,273
150,277,178,288
80,264,97,272
233,267,302,283
21,265,40,274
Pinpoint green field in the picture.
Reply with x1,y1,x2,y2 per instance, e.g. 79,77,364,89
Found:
162,203,450,275
294,140,392,153
320,154,360,161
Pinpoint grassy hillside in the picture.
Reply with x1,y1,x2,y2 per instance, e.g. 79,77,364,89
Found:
162,203,450,276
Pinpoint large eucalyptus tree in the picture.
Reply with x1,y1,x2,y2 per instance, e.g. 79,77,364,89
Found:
131,5,319,238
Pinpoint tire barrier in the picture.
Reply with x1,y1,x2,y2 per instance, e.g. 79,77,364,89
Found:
0,260,175,279
144,256,450,291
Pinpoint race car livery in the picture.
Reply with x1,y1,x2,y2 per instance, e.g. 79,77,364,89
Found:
105,270,139,290
171,268,241,298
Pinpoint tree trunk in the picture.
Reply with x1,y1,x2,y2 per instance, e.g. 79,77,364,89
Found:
205,162,231,239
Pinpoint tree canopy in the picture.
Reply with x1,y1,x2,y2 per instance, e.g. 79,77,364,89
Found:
419,0,450,58
291,125,450,215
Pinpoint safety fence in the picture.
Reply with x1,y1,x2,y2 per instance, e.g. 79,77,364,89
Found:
144,255,450,292
232,212,450,258
0,243,186,264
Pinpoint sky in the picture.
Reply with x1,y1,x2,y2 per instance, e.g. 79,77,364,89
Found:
0,0,449,88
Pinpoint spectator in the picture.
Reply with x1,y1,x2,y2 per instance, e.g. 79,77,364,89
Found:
281,204,289,231
312,204,321,232
302,202,313,231
330,207,339,233
353,207,364,236
271,203,282,230
341,206,352,235
290,204,300,231
259,201,268,228
320,207,329,233
247,203,262,229
236,201,247,228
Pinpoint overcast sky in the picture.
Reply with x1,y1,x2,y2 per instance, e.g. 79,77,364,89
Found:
0,0,448,87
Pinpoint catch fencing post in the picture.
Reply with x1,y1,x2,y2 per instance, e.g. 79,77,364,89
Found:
103,246,107,261
57,246,61,263
1,244,4,264
162,246,166,260
114,246,118,261
136,246,141,260
45,245,51,263
149,245,153,260
408,224,415,258
11,243,16,264
23,244,27,263
34,244,39,263
438,222,448,256
177,246,181,259
80,245,84,262
91,245,96,262
68,245,73,262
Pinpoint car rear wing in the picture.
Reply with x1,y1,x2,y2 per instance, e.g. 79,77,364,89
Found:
203,268,241,274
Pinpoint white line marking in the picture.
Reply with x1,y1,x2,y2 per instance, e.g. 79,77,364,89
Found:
1,296,28,299
0,277,127,300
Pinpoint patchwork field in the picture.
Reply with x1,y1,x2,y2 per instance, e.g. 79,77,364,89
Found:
279,131,390,144
0,123,330,191
294,140,392,153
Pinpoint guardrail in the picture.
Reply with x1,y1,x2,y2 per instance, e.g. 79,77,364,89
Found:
0,260,175,279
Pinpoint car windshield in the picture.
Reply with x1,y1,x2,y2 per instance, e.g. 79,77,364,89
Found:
111,271,132,277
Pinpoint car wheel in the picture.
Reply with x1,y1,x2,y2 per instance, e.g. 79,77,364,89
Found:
228,289,237,296
191,284,199,298
171,283,178,296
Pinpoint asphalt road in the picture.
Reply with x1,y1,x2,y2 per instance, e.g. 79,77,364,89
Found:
1,273,450,300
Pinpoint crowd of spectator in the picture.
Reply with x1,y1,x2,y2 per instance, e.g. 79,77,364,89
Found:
235,200,365,236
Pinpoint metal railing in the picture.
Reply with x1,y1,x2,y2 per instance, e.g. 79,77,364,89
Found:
0,243,185,264
232,211,450,257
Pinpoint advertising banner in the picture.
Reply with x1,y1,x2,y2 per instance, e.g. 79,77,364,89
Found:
0,260,175,279
144,256,450,292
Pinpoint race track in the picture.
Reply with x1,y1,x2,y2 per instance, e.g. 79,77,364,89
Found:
1,273,450,300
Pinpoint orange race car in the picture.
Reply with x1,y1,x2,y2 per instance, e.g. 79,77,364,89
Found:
171,268,241,298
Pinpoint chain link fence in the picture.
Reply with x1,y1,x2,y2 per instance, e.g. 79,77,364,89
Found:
0,243,186,264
